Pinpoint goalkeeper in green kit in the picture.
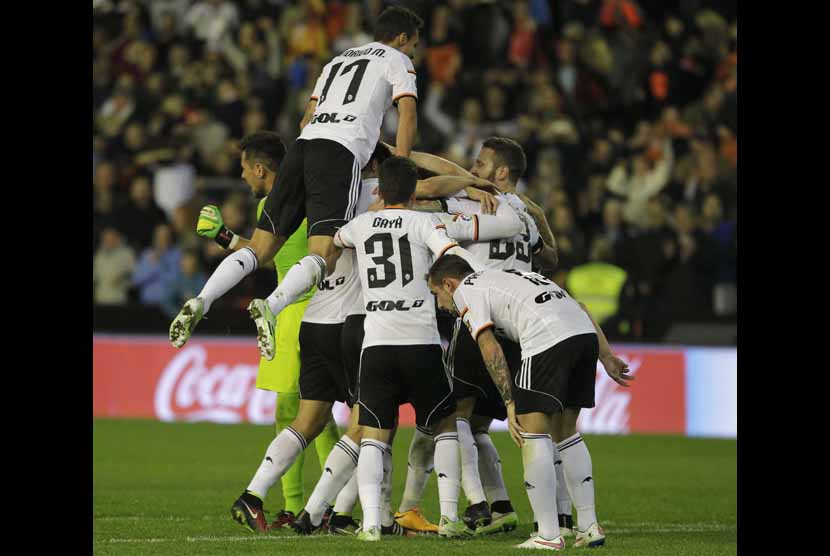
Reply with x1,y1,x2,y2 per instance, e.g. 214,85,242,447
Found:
196,132,340,529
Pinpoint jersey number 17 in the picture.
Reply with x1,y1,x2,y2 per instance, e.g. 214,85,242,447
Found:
319,59,371,105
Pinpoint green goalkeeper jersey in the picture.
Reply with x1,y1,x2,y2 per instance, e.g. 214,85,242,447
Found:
257,198,315,304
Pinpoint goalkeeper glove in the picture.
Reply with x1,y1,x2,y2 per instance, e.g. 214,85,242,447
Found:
197,205,239,249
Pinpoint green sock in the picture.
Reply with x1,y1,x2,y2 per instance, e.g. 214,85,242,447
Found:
276,392,305,515
314,416,341,473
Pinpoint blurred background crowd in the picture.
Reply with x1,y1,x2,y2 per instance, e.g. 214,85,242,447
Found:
93,0,736,343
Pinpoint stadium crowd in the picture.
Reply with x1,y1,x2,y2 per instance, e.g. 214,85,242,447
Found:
92,0,736,342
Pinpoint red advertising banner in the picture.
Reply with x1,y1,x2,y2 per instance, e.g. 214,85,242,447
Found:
93,336,686,434
93,336,274,424
577,350,686,435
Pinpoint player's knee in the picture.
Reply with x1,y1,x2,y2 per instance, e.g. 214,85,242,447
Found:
249,229,282,264
345,422,363,444
452,397,476,419
432,414,458,436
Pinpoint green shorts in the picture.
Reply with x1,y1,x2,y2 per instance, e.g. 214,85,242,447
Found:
255,299,310,393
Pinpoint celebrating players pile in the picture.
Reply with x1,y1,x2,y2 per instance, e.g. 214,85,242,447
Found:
169,5,633,550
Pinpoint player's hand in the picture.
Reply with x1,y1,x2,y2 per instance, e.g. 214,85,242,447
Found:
506,401,526,447
465,187,499,215
600,352,635,387
196,205,224,239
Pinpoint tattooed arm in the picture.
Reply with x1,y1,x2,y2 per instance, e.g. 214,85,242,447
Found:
476,328,526,446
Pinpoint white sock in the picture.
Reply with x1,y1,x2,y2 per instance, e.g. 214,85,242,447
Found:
399,427,434,513
357,440,388,531
333,470,359,514
304,436,359,526
381,447,394,527
198,247,257,313
522,433,561,540
456,419,486,505
266,255,326,315
474,431,510,506
557,433,597,531
552,441,572,517
246,426,306,498
433,432,461,520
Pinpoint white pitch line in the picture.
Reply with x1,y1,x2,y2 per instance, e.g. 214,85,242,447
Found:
103,525,736,545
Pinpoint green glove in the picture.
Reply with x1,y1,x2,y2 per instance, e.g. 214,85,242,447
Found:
197,205,236,249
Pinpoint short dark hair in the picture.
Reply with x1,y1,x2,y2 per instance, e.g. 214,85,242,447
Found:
378,156,418,204
428,254,475,285
239,131,287,172
366,142,393,169
374,6,423,43
482,137,527,183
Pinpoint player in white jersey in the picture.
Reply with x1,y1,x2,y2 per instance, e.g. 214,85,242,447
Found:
428,255,633,550
169,6,424,362
394,137,555,534
334,156,488,541
293,144,498,537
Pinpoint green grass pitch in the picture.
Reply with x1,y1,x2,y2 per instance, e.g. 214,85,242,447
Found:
93,419,736,555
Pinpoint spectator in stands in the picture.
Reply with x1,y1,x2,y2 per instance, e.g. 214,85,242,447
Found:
94,228,136,306
162,250,207,318
153,143,197,220
606,138,673,228
92,1,737,339
566,237,628,326
550,203,587,275
656,202,719,323
425,3,462,86
132,223,182,312
333,2,372,53
700,193,736,315
184,0,239,51
508,0,537,68
596,197,635,263
116,173,168,251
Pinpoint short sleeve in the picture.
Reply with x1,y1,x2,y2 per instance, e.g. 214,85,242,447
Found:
454,285,494,341
386,54,418,103
333,220,356,249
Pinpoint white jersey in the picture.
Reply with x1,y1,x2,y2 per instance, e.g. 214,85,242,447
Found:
301,42,418,169
334,209,458,348
445,192,541,271
453,269,596,359
302,178,379,324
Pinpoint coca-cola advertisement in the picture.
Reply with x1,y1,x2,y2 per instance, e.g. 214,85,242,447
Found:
93,335,734,437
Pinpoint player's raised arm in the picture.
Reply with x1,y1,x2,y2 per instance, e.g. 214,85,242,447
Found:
196,205,276,268
519,193,557,249
415,175,499,199
519,193,559,276
405,148,475,178
395,96,418,158
299,99,318,131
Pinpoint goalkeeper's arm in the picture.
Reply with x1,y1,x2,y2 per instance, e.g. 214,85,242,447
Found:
196,205,275,269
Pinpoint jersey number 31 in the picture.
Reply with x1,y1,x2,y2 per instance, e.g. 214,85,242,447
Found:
364,232,414,289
